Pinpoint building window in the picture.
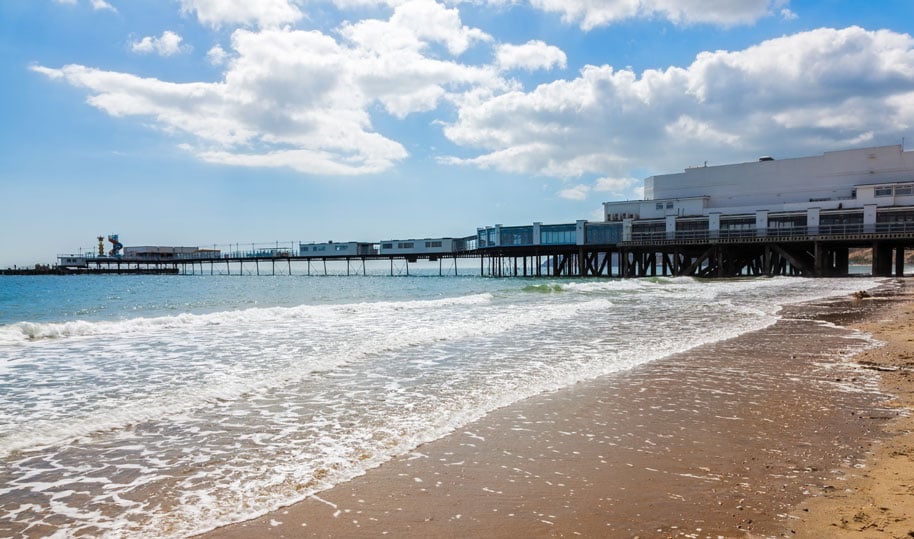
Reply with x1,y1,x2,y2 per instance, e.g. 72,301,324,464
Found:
875,186,893,197
540,228,575,244
895,185,913,196
665,202,674,209
398,242,414,249
381,243,392,249
656,203,664,210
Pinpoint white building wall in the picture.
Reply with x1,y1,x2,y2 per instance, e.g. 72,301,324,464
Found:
709,213,721,238
603,201,642,221
665,215,677,239
647,145,914,208
807,208,820,234
755,210,768,237
575,220,586,246
864,205,878,231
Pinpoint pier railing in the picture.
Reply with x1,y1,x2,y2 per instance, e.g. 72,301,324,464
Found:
626,222,914,245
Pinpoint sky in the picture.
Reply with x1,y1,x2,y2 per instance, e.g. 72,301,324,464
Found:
2,0,914,267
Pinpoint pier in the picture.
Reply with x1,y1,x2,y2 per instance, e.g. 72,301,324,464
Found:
53,220,914,278
44,146,914,280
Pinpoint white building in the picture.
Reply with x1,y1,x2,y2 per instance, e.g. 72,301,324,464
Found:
603,145,914,240
299,242,376,257
377,238,458,256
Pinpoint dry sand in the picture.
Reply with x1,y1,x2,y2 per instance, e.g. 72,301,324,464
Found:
203,280,914,539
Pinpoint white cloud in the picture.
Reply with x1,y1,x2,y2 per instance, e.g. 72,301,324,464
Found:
341,0,491,57
496,40,567,71
594,176,638,196
131,31,188,56
780,8,797,20
528,0,786,30
91,0,117,12
558,184,590,200
338,0,500,118
206,45,229,65
444,26,914,179
178,0,303,29
34,3,500,176
53,0,117,10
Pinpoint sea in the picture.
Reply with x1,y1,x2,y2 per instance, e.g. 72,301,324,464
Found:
0,266,887,537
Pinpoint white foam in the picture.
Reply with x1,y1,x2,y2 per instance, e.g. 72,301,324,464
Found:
0,293,495,345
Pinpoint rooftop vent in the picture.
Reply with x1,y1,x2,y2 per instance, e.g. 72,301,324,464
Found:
759,156,774,162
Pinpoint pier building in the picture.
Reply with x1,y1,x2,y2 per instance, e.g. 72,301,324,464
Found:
596,144,914,277
299,242,376,257
603,144,914,238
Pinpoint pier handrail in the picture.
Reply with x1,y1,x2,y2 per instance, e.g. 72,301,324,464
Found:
626,221,914,245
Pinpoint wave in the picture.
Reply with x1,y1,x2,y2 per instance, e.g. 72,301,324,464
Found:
0,295,612,458
0,293,495,346
522,283,564,293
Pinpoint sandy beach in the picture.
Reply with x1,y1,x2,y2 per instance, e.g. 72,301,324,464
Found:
789,283,914,537
200,279,914,539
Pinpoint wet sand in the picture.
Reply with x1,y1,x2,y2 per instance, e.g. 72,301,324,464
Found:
790,284,914,537
204,282,910,538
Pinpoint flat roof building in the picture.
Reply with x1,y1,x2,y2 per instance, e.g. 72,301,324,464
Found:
605,144,914,223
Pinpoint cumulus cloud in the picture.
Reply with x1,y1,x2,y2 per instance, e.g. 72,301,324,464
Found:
558,184,591,200
444,26,914,179
341,0,491,57
496,40,567,71
91,0,117,12
53,0,117,10
528,0,786,30
34,2,500,176
206,44,229,65
178,0,303,29
131,31,188,56
594,176,639,196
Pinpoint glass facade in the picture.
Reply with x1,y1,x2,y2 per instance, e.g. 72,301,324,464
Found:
540,224,576,245
820,213,863,225
719,217,755,231
477,228,498,248
585,223,622,244
769,215,807,229
877,210,914,223
676,219,708,232
500,226,534,246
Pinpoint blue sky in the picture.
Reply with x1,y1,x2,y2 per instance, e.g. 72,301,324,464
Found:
2,0,914,267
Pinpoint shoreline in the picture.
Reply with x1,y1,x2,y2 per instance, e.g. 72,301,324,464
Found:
202,280,911,538
789,281,914,537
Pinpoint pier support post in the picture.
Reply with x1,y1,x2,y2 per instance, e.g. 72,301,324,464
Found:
896,246,906,277
873,242,893,277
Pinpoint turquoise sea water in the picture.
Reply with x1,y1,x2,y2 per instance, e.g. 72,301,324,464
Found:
0,273,886,537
